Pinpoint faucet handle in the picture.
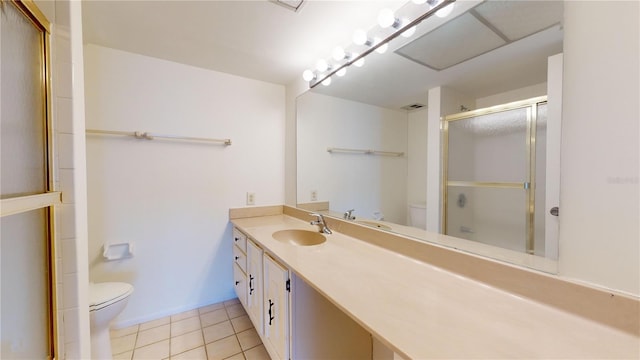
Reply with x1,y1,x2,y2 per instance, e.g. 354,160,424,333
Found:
344,209,355,220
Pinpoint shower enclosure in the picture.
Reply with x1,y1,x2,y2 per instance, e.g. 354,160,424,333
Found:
442,96,550,256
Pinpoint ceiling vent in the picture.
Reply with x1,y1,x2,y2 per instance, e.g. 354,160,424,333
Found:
269,0,305,13
401,103,426,111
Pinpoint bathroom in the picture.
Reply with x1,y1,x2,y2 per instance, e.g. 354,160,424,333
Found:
1,0,638,359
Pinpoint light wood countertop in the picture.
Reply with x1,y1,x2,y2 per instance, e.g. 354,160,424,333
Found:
231,213,639,359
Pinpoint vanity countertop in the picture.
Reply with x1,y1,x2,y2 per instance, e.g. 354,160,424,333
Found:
231,214,639,359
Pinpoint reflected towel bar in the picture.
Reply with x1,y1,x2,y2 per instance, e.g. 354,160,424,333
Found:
327,147,404,157
86,129,232,145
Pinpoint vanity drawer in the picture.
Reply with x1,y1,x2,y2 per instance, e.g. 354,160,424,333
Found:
233,227,247,252
233,244,247,273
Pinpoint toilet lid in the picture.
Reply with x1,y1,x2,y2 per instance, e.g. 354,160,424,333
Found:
89,282,134,311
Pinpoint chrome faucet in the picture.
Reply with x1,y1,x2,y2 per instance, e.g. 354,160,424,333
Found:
310,213,332,234
343,209,356,220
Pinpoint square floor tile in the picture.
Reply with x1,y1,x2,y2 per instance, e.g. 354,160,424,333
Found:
203,321,235,344
243,344,270,360
113,350,133,360
201,308,229,327
111,333,137,355
230,316,253,333
205,335,242,360
225,304,246,319
139,316,170,331
132,339,170,359
136,324,170,348
224,353,245,360
172,316,202,337
111,324,139,338
171,346,207,360
223,298,240,307
236,329,261,351
172,309,200,322
199,303,225,315
171,329,204,356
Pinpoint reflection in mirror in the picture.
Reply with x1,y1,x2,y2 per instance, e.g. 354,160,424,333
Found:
296,0,563,273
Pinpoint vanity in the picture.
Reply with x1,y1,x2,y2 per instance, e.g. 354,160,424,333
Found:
230,206,639,359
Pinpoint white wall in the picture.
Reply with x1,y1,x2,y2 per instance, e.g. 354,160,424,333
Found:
406,107,428,217
296,92,408,223
559,1,639,295
83,45,285,326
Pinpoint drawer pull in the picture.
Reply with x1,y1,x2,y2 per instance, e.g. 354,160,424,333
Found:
268,299,275,325
235,256,239,261
235,281,240,286
249,275,254,295
235,237,239,242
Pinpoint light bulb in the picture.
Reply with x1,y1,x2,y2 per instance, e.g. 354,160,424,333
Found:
412,0,427,4
353,29,369,46
378,8,396,28
352,53,365,67
332,47,346,61
316,59,329,72
302,69,315,82
435,1,454,18
322,77,332,86
400,19,416,37
336,67,347,77
375,38,388,54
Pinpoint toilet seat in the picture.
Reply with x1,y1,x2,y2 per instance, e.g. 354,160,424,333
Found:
89,282,134,312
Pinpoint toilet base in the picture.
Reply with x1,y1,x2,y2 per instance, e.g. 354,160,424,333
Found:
90,325,113,360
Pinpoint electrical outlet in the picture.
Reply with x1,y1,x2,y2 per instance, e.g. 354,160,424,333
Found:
310,190,318,201
246,192,255,205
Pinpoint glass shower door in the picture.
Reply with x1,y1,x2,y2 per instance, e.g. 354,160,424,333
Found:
443,97,547,255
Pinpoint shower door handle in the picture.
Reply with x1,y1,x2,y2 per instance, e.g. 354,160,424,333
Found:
550,207,559,216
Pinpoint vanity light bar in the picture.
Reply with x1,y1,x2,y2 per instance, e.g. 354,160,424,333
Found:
308,0,456,89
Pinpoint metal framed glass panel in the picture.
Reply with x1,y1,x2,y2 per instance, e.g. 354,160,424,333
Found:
443,96,547,255
0,1,58,358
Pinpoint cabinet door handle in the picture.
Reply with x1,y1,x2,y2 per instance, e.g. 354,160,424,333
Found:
235,281,240,286
234,237,239,242
249,275,254,295
268,299,275,326
235,256,239,261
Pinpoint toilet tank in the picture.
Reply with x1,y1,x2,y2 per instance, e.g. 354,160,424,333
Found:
408,202,427,230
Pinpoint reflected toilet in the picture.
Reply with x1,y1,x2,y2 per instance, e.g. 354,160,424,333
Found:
89,282,134,359
408,202,427,230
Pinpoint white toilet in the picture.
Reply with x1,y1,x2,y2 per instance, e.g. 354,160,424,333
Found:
408,202,427,230
89,282,134,359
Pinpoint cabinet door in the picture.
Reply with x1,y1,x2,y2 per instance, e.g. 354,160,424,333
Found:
263,255,290,360
246,239,264,335
233,263,247,308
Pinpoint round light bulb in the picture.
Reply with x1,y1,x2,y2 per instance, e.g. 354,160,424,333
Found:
436,3,454,18
400,19,416,37
332,47,346,61
353,29,368,46
316,59,329,72
322,77,332,86
378,8,396,28
302,69,315,82
336,67,347,77
412,0,427,4
375,39,388,54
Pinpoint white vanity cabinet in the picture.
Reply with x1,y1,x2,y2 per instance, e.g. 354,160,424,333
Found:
246,239,264,335
263,254,290,360
231,226,372,360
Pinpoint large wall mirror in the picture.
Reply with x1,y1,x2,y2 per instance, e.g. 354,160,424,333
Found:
296,0,564,273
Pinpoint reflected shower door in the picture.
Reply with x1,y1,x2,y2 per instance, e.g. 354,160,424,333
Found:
443,97,547,255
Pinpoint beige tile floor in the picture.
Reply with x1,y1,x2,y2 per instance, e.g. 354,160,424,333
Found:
110,298,271,360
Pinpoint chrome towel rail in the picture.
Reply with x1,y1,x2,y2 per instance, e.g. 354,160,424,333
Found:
86,129,231,145
326,147,404,157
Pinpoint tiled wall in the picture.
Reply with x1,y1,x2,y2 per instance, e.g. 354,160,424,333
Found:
37,0,91,357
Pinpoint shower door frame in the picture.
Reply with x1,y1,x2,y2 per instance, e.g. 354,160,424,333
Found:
441,96,548,255
1,0,60,358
